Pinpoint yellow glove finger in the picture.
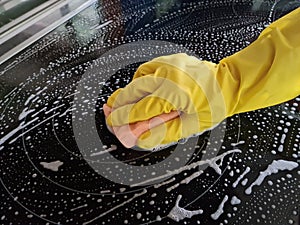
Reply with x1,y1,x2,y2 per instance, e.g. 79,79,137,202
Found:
107,75,159,109
106,72,203,127
136,113,202,150
106,96,177,126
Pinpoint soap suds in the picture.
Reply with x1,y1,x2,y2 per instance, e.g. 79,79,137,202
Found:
131,149,241,187
40,161,64,172
232,166,250,188
168,195,203,222
211,195,228,220
90,145,117,156
230,196,241,205
245,160,298,195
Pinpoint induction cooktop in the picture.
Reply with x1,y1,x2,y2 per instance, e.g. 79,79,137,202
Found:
0,0,299,224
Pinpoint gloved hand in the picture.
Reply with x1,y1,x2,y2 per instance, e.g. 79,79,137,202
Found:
105,7,300,150
105,54,227,150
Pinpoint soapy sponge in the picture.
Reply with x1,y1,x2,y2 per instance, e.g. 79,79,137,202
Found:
103,103,180,149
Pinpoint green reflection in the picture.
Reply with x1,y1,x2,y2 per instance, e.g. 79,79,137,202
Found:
0,0,48,27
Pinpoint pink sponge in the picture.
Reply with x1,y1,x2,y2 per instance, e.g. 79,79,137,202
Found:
103,104,180,148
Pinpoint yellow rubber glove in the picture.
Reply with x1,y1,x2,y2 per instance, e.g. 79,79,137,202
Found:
106,7,300,150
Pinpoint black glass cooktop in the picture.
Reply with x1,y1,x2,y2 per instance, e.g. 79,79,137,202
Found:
0,0,299,224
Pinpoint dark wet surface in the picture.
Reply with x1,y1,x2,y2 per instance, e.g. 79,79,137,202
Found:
0,0,299,224
0,0,49,27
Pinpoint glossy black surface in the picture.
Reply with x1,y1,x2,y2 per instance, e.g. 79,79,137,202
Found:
0,0,299,224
